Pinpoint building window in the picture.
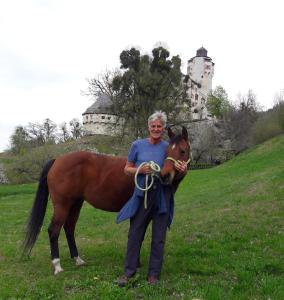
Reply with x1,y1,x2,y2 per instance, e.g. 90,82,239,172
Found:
195,94,198,100
101,116,105,119
108,116,111,120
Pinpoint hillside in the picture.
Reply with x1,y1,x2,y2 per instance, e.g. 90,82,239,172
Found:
0,134,133,183
0,135,283,299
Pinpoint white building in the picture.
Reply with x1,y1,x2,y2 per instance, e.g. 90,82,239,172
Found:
82,94,122,136
187,47,215,120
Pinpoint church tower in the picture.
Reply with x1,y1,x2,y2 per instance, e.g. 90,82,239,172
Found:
187,47,215,120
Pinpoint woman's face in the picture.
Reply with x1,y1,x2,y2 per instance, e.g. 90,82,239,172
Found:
148,119,164,141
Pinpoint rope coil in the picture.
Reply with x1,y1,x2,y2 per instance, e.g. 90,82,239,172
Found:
134,161,160,209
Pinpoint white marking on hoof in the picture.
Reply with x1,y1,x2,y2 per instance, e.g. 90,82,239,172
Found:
52,258,64,275
74,256,86,266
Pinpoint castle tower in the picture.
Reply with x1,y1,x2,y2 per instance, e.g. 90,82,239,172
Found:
82,94,123,136
187,47,215,120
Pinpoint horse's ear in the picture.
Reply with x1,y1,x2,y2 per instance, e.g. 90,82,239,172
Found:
167,127,175,140
182,126,188,141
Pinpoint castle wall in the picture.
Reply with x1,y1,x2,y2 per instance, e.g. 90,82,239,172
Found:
83,113,123,136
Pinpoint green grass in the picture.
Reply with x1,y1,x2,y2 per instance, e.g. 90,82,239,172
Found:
0,135,283,299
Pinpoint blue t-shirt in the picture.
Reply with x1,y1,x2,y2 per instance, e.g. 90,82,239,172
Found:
128,138,169,168
116,138,174,226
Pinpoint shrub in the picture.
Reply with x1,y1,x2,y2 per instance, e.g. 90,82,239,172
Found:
5,144,66,184
252,102,284,144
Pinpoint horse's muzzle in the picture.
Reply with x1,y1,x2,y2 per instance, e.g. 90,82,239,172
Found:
160,171,175,185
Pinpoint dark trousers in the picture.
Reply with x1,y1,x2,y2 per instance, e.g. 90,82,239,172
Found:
124,186,170,278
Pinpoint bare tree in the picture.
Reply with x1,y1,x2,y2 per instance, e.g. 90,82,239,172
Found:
58,122,71,142
26,122,45,146
274,91,284,130
42,118,57,143
69,118,83,139
224,90,260,153
83,69,120,98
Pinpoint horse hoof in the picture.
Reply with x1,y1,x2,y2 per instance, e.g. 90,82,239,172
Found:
74,256,86,266
52,258,64,275
54,267,64,275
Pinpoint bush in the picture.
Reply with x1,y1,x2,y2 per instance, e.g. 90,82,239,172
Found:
252,102,284,144
252,118,282,144
4,135,128,184
5,144,66,184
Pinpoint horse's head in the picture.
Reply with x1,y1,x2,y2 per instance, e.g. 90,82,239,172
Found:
160,126,191,185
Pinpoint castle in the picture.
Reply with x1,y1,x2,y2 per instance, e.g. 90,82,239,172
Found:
82,47,214,135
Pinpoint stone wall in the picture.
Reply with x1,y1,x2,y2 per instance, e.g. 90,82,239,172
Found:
182,119,235,164
83,114,123,136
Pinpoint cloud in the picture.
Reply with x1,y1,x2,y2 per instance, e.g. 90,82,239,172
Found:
0,0,283,152
0,47,70,89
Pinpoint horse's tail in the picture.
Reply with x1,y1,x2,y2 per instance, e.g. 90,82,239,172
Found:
22,159,56,256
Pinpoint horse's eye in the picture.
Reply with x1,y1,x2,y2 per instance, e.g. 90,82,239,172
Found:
180,150,186,155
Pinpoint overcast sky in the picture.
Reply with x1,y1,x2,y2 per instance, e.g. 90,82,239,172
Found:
0,0,283,151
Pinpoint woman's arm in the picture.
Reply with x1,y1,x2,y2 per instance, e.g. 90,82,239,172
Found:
124,161,153,176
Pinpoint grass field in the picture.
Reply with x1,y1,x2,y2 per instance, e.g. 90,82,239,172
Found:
0,135,283,299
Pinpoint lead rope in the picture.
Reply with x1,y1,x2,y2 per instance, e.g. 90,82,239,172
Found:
134,161,161,209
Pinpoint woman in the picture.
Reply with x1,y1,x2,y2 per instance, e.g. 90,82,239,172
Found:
116,111,187,286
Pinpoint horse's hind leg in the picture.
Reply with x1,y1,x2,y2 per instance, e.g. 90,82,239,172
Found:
48,204,70,275
63,199,85,266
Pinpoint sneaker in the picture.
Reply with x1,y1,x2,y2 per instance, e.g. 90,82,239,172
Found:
116,275,131,287
147,275,159,285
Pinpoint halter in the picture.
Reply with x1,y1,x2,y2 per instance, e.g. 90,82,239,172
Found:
165,154,192,166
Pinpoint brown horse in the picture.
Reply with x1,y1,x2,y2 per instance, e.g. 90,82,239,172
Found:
22,127,190,274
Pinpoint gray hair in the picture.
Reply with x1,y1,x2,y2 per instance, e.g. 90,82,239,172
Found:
148,111,167,128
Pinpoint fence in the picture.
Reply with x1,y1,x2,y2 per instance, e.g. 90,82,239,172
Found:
189,163,215,170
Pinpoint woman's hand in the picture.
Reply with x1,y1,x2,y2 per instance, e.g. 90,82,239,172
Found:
124,161,153,175
174,160,187,173
138,164,153,174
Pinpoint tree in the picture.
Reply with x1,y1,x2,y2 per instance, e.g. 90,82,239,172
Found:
25,119,58,146
58,122,71,142
42,118,57,143
252,91,284,144
26,122,45,147
273,91,284,130
207,86,231,118
9,126,30,154
86,46,190,138
69,119,83,139
223,90,260,152
83,69,119,99
112,46,190,137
